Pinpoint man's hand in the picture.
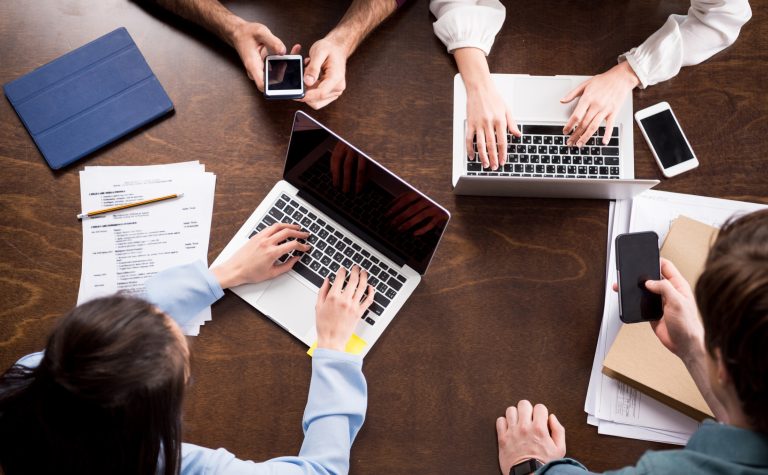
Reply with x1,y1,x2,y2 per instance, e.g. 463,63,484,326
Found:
230,20,300,92
211,223,310,289
561,62,640,147
315,266,374,351
300,37,348,110
455,48,521,171
496,400,566,475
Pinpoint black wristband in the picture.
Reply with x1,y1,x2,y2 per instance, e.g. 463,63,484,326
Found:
509,458,544,475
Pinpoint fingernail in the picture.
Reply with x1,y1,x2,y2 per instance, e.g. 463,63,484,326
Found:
304,75,315,85
576,141,582,147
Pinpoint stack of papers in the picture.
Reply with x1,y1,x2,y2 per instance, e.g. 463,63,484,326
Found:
77,161,216,335
585,190,766,444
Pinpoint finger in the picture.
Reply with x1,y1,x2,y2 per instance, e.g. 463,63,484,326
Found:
486,126,499,170
476,129,489,168
274,239,311,256
560,81,587,104
659,258,686,284
517,400,533,424
645,278,676,299
563,99,589,136
254,27,287,56
398,207,435,232
290,43,301,55
572,107,598,147
301,90,342,110
505,405,518,426
318,276,330,302
361,285,375,311
612,282,618,293
264,222,300,237
578,112,605,148
413,215,442,236
345,265,360,294
496,120,508,166
272,254,301,277
332,266,346,294
245,52,266,92
353,270,368,302
466,126,476,160
390,199,431,227
549,414,566,452
385,192,418,218
269,227,310,244
602,114,616,146
533,403,549,429
506,109,522,137
304,48,328,87
496,417,508,440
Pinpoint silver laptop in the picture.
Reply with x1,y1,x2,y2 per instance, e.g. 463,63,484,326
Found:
213,112,450,357
452,74,658,199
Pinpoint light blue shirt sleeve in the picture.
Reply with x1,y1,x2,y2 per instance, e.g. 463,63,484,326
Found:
180,349,367,475
145,261,224,327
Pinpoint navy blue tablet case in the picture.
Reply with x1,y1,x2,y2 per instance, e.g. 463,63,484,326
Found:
3,28,173,169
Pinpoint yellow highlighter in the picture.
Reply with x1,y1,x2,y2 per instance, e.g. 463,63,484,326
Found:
307,334,368,357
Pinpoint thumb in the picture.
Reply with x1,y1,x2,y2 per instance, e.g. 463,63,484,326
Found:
304,48,328,86
560,82,586,103
549,414,566,453
254,26,286,55
645,278,674,296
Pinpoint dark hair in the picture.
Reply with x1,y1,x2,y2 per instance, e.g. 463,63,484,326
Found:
696,208,768,434
0,295,188,474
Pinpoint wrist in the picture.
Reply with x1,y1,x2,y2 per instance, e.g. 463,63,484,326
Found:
225,16,249,48
211,264,240,289
325,29,356,58
614,61,640,89
316,337,347,352
454,48,492,93
680,336,707,368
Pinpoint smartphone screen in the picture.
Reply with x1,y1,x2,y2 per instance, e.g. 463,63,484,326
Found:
266,58,302,91
639,109,695,169
616,232,662,323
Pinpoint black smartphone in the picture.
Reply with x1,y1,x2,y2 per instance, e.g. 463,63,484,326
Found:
615,231,663,323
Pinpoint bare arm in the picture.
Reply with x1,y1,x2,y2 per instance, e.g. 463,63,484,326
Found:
153,0,243,46
326,0,398,57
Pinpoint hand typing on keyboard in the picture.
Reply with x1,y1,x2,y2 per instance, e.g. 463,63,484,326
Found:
454,48,521,171
560,62,641,147
315,265,375,351
211,223,311,289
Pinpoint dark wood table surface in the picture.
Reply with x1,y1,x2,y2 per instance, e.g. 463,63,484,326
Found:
1,1,766,473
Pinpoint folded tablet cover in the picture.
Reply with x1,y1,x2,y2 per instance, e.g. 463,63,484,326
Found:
3,28,173,169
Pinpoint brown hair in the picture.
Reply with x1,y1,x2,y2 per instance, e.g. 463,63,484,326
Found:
695,208,768,434
0,295,188,474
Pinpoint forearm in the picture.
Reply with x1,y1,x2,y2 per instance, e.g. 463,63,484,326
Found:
454,47,492,91
326,0,397,57
682,342,729,422
153,0,244,46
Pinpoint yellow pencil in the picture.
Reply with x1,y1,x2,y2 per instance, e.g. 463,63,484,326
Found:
77,193,184,219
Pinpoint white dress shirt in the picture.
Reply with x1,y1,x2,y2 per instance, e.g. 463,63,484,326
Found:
430,0,752,88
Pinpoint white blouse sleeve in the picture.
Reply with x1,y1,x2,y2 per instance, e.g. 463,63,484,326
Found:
430,0,506,55
620,0,752,88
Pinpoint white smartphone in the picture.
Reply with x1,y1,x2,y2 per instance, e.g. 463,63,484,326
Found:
264,55,304,99
634,101,698,178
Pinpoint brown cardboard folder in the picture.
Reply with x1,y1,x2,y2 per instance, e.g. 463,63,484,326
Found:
602,216,718,421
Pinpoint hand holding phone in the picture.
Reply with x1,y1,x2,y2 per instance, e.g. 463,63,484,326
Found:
635,101,698,178
264,55,304,100
616,231,662,323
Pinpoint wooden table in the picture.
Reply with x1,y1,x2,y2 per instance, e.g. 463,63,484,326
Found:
1,1,766,473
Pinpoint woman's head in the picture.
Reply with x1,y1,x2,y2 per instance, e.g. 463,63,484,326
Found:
0,295,189,475
696,209,768,433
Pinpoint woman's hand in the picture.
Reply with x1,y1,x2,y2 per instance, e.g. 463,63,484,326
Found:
315,266,374,351
211,223,310,289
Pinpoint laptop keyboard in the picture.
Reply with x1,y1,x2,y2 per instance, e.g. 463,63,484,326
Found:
466,124,621,179
249,193,407,326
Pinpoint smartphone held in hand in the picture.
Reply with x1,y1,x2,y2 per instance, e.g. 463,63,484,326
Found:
264,54,304,100
635,101,699,178
615,231,663,324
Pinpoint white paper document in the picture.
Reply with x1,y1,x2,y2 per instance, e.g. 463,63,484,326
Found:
585,190,766,445
77,161,216,336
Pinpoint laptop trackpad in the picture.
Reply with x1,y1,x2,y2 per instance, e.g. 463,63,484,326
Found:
257,274,316,338
513,77,576,121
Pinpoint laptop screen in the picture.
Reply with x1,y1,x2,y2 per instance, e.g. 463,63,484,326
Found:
283,112,449,275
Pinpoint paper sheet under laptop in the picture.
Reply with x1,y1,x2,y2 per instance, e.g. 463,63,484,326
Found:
77,161,216,336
